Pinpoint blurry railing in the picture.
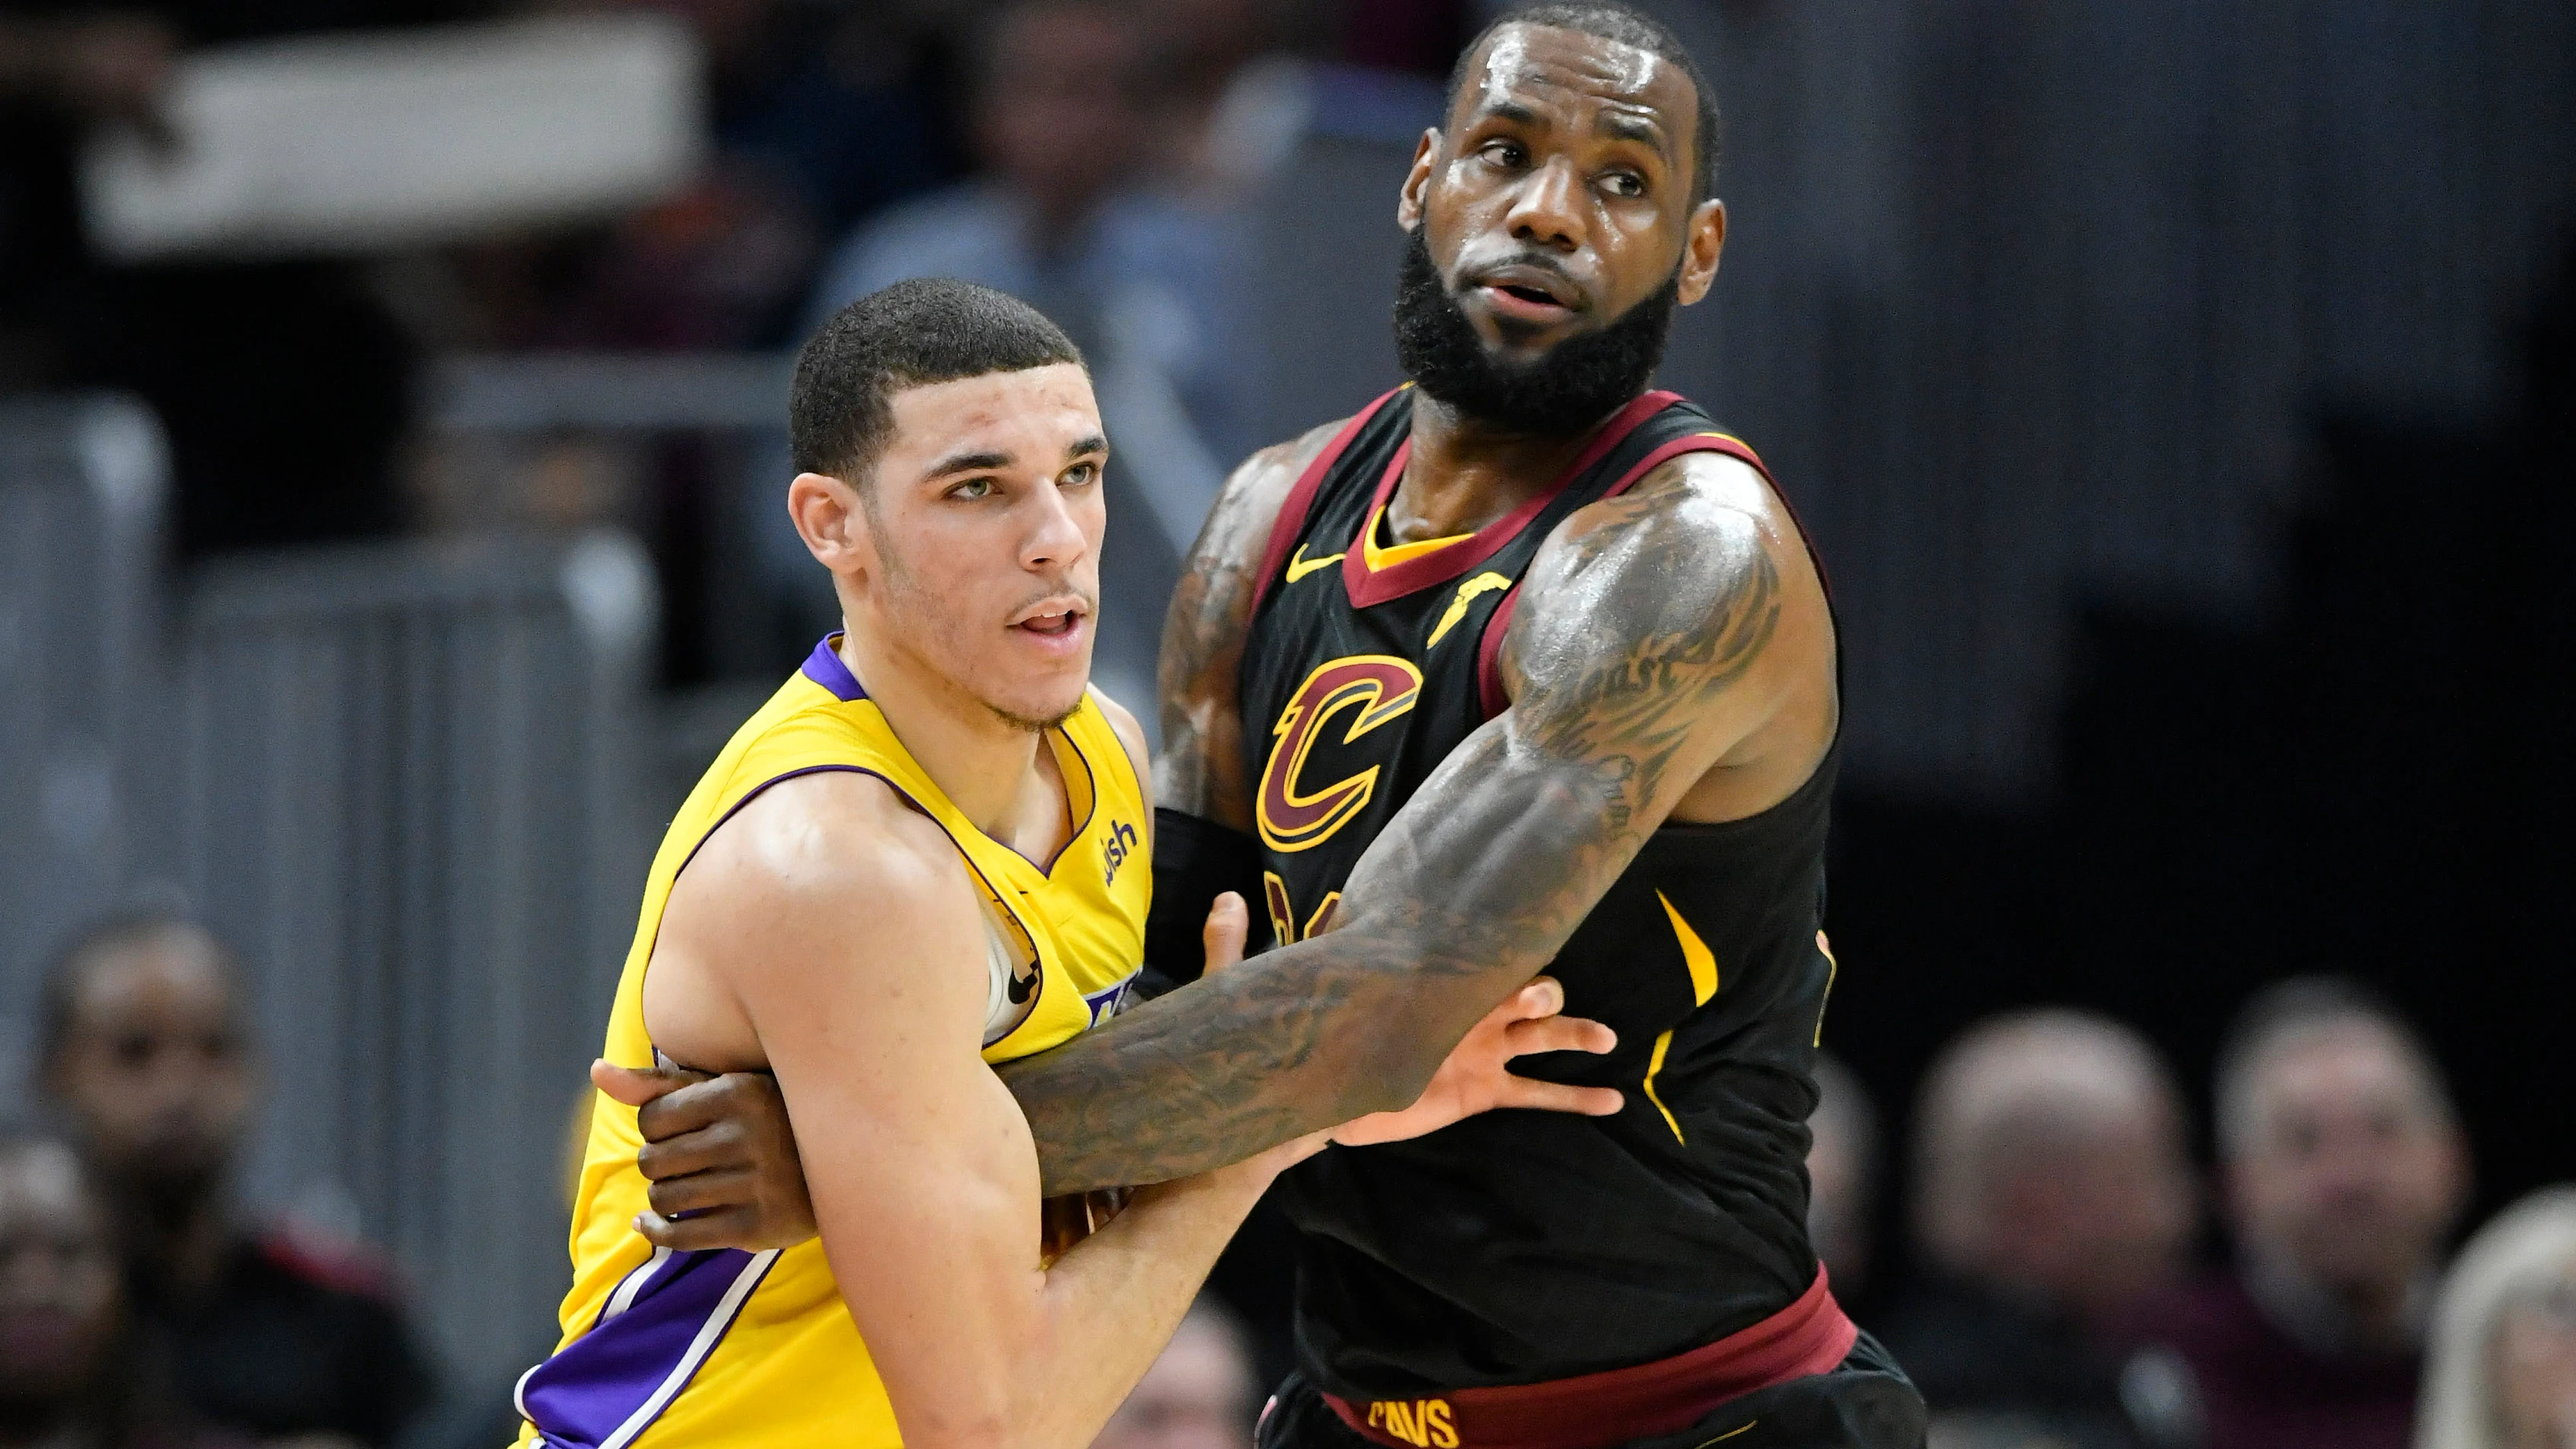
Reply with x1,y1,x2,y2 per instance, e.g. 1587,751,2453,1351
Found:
179,531,656,1384
1,394,659,1389
0,397,171,1087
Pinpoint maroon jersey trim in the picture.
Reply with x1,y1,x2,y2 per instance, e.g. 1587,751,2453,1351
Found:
1475,431,1774,719
1248,389,1405,619
1340,390,1682,609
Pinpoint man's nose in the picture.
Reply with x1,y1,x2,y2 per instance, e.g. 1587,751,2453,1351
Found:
1504,156,1586,253
1022,481,1092,571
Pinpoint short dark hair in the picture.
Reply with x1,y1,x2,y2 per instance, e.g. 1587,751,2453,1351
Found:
34,907,238,1076
1443,2,1721,205
789,278,1086,485
2214,976,2456,1157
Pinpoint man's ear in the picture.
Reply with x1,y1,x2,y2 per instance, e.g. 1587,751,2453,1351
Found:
1676,198,1727,307
1396,127,1441,231
789,471,870,572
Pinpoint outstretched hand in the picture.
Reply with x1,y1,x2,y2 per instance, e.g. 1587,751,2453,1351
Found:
1328,976,1622,1148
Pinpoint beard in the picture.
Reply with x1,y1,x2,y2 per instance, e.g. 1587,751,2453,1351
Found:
1392,225,1680,436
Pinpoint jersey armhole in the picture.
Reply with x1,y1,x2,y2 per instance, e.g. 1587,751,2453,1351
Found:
1248,389,1404,618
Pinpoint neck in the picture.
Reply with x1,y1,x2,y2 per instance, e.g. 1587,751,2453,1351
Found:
117,1177,231,1299
1393,390,1621,541
2241,1241,2427,1357
835,629,1050,839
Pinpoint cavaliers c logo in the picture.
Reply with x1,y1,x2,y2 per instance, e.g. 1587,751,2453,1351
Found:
1255,655,1423,852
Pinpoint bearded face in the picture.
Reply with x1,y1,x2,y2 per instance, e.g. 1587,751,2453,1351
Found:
1393,225,1682,438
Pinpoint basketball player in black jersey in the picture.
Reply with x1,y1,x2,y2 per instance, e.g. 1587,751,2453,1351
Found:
601,5,1925,1445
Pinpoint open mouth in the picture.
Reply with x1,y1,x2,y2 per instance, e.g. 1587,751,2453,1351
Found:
1471,264,1583,323
1014,607,1086,639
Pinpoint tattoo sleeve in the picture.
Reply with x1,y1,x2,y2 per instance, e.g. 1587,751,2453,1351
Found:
1002,460,1790,1193
1150,424,1336,830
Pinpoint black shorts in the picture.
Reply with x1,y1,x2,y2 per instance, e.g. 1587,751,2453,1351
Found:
1255,1332,1927,1449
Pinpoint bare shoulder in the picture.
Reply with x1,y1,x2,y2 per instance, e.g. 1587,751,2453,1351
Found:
1551,450,1803,568
680,771,978,982
1193,416,1350,568
1504,450,1832,741
1157,416,1352,824
1517,453,1790,659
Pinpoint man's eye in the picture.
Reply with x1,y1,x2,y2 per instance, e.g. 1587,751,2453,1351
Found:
1603,171,1647,198
950,477,995,499
1063,463,1098,488
1480,141,1526,168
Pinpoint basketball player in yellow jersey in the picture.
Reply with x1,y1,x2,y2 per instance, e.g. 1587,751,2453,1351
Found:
514,279,1624,1449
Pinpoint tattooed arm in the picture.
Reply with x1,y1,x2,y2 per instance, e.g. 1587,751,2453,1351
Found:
1149,419,1342,830
1002,451,1835,1193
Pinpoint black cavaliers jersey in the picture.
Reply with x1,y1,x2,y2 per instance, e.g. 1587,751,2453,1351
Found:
1237,386,1844,1396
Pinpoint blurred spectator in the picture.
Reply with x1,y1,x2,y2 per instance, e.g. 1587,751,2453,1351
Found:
0,3,451,557
1135,0,1307,200
0,1129,245,1449
1807,1050,1880,1299
805,0,1260,465
34,912,435,1448
435,0,958,352
1089,1298,1257,1449
1878,1009,2198,1449
2140,978,2471,1449
2418,1186,2576,1449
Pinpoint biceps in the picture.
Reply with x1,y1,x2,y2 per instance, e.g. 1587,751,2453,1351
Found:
776,1054,1044,1426
1336,725,1637,953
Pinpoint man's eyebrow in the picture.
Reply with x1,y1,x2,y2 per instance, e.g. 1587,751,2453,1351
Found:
1066,434,1108,459
1597,110,1671,155
922,448,1012,480
1471,99,1545,129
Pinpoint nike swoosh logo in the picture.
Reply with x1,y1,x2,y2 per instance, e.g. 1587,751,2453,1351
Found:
1285,546,1346,582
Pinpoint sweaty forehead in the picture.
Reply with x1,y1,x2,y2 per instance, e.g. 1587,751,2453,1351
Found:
1460,23,1692,136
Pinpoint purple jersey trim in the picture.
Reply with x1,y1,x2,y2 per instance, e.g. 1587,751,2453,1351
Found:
801,635,867,701
518,1247,780,1449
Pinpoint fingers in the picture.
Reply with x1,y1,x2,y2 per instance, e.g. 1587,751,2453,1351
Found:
590,1058,707,1109
1500,1014,1618,1059
633,1205,770,1253
635,1121,745,1183
643,1166,760,1220
1496,1079,1627,1117
632,1072,770,1143
1507,976,1565,1021
1201,890,1248,975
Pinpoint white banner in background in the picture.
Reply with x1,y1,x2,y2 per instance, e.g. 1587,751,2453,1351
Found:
80,14,705,263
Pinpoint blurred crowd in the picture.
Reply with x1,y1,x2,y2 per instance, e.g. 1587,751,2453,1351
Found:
8,906,2574,1449
5,2,2572,1447
0,0,1471,582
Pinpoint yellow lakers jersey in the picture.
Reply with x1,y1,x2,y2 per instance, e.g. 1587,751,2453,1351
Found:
514,635,1153,1449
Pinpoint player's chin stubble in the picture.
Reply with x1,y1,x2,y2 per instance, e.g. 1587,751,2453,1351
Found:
1392,223,1681,436
872,541,1086,734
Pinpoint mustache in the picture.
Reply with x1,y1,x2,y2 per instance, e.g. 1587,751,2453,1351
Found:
1393,225,1679,436
1006,581,1098,617
1457,249,1586,307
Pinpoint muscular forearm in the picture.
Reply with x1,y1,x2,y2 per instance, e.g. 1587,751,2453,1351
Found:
999,931,1455,1193
1011,1154,1299,1446
1005,734,1618,1193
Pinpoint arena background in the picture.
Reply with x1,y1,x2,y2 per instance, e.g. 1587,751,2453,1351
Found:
3,0,2571,1435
